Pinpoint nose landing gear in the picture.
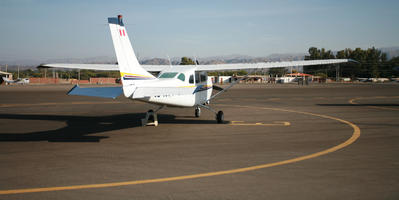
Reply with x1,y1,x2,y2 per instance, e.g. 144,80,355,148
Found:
216,111,224,124
195,107,201,118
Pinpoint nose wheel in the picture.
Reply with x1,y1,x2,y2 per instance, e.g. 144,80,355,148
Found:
216,111,224,123
195,107,201,117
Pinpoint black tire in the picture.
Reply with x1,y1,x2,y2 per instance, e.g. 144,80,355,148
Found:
147,109,154,122
195,108,201,118
216,111,224,124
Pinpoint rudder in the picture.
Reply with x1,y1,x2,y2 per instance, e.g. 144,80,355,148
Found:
108,15,155,97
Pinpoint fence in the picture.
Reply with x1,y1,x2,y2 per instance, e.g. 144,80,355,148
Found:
27,78,118,84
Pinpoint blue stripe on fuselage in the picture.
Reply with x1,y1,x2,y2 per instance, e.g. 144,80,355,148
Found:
193,85,212,94
123,77,153,80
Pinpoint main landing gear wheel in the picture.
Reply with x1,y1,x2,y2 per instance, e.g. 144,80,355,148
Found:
195,107,201,118
216,111,224,124
141,109,159,126
196,104,223,124
147,109,154,121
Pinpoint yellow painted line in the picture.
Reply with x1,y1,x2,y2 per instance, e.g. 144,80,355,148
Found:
230,121,290,126
0,105,360,195
349,96,399,111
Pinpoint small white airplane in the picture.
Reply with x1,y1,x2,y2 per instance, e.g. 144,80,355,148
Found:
41,15,353,125
2,77,29,84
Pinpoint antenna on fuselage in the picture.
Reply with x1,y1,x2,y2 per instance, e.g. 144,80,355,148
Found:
194,55,200,66
157,54,172,75
167,55,172,68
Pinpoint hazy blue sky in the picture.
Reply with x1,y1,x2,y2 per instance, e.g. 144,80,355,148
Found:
0,0,398,61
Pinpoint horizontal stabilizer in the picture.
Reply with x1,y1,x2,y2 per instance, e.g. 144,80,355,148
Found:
68,85,123,99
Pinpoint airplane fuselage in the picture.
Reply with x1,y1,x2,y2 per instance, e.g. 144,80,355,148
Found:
125,66,213,107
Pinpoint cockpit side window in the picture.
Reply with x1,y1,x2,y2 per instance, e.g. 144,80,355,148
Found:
159,72,178,78
177,73,185,82
189,75,194,84
195,72,200,83
200,73,207,82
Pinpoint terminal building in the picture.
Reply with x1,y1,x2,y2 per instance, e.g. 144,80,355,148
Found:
0,71,13,85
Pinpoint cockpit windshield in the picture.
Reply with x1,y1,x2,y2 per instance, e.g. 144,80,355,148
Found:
159,72,178,78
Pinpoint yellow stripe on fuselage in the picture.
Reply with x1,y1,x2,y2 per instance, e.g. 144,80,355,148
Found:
179,85,196,88
178,85,212,88
120,72,154,78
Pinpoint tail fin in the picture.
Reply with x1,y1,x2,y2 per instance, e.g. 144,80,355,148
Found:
108,15,155,97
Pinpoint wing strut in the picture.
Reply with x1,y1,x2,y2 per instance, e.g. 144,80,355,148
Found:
208,75,248,101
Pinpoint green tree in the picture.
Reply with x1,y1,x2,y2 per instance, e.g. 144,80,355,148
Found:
388,56,399,77
304,47,335,75
315,72,327,79
179,57,195,65
305,46,392,78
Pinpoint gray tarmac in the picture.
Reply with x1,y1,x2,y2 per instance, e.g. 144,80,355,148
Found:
0,83,398,199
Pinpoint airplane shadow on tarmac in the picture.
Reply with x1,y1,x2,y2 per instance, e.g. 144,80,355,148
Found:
0,113,223,142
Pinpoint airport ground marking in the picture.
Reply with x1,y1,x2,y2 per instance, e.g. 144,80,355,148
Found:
0,105,361,195
349,96,399,111
230,121,290,126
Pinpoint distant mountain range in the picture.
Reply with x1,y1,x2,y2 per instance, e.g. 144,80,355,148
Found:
1,47,398,71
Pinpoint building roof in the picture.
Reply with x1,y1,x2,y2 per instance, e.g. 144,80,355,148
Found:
0,71,12,75
286,73,313,77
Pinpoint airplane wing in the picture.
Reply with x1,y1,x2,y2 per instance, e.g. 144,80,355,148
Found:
194,59,354,71
40,59,354,72
40,63,169,72
40,63,119,71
